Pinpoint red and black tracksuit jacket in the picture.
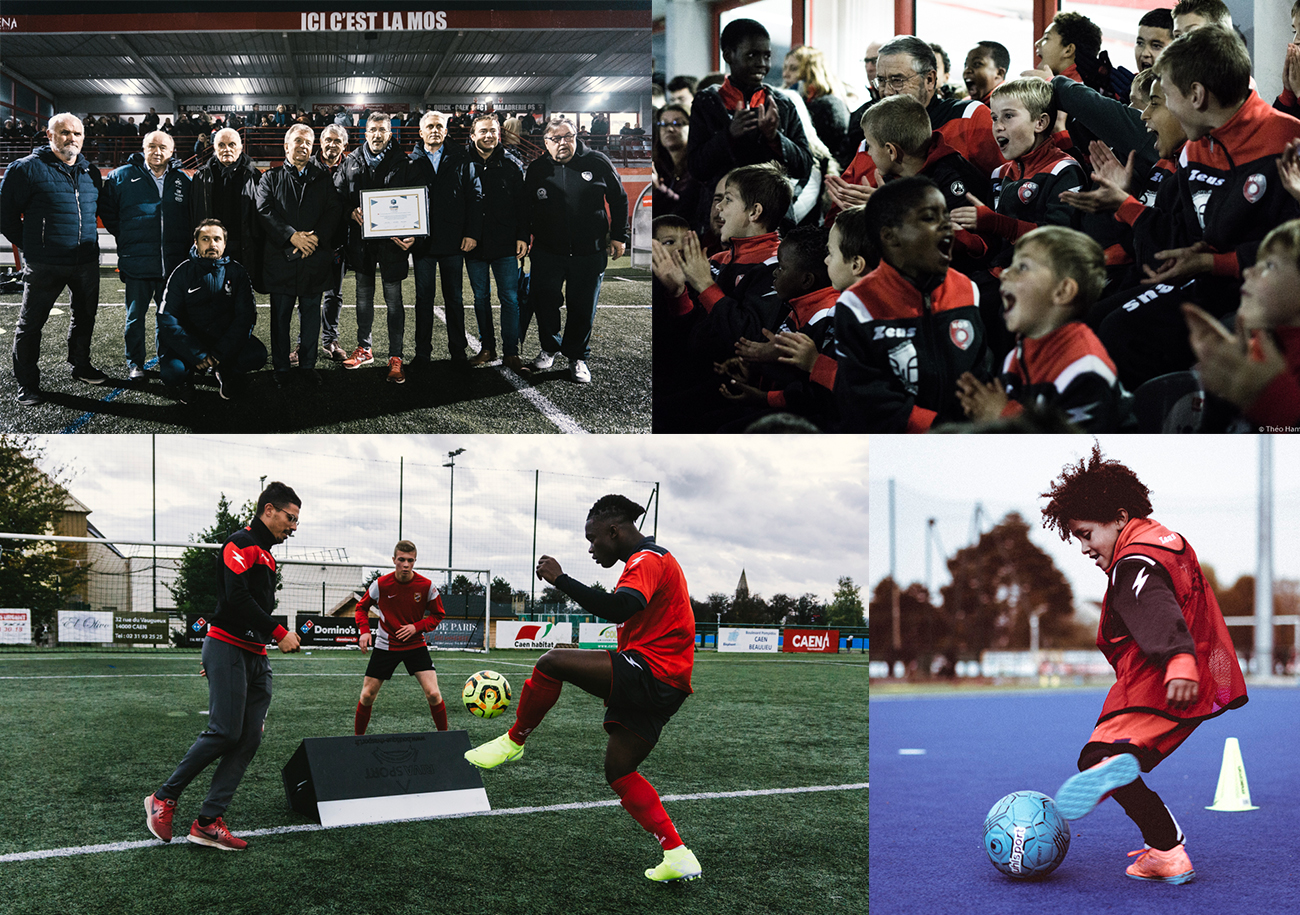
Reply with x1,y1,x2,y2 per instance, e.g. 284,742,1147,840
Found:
919,133,995,265
760,285,839,422
207,517,287,655
677,231,786,366
1243,326,1300,431
1109,153,1182,278
974,141,1086,269
833,261,991,432
996,321,1123,431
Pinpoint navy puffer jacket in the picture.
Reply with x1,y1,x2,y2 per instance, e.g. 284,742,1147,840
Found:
99,152,192,279
0,145,101,265
157,246,258,365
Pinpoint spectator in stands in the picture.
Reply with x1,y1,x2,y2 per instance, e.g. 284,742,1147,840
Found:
464,112,528,372
141,108,160,134
334,106,351,127
590,112,610,150
274,104,287,127
963,41,1009,106
156,219,267,403
1135,8,1175,73
501,115,524,151
686,18,813,236
190,127,265,295
1276,0,1300,120
390,111,404,145
930,43,956,100
99,130,192,381
193,130,211,163
652,102,702,228
667,75,698,110
1,113,107,405
785,45,851,158
524,114,628,384
255,123,343,387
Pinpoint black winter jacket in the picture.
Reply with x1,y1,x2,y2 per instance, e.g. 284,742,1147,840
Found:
335,139,412,278
524,140,628,256
157,247,258,366
255,160,344,296
190,152,265,291
464,143,528,261
406,142,483,258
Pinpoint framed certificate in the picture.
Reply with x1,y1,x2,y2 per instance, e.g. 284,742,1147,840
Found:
360,186,429,238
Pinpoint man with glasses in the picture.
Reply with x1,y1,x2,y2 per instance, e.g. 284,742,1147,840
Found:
523,115,628,383
145,482,302,852
839,41,884,169
686,17,812,239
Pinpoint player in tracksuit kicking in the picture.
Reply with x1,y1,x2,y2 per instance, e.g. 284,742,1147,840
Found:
1040,445,1247,884
465,495,701,885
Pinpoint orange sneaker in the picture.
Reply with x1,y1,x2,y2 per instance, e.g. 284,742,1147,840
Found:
343,346,374,369
386,356,405,384
1126,844,1194,884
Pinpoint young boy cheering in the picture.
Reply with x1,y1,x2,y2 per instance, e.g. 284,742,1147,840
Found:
465,495,699,885
1040,445,1247,884
353,540,448,736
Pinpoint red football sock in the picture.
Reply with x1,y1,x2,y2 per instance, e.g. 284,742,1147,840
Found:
610,772,683,850
429,699,448,731
354,701,372,736
507,667,562,744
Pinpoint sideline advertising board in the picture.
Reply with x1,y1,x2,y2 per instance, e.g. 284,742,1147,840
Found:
297,615,360,647
57,609,114,643
782,628,840,654
578,622,619,649
0,609,31,644
718,627,778,653
113,612,171,644
495,621,573,649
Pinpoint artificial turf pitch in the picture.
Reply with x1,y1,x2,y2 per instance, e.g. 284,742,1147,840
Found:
0,649,867,915
0,264,650,434
870,686,1298,915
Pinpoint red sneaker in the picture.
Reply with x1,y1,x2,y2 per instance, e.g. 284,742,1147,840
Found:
187,817,248,851
1126,844,1195,883
144,793,176,842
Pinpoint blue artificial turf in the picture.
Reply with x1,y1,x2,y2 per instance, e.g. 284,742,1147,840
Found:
869,687,1300,915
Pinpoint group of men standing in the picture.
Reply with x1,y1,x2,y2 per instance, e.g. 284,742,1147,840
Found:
0,106,629,405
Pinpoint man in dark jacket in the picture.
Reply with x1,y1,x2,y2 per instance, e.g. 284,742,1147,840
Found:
190,128,264,293
335,112,415,383
0,113,107,405
99,130,192,380
255,124,344,387
144,481,302,853
407,110,484,370
156,219,267,402
523,116,628,384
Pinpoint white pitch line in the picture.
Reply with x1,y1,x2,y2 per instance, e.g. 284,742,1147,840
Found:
0,782,867,863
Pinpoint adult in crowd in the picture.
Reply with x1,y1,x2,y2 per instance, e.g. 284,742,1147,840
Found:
687,18,812,234
667,75,698,110
841,41,885,168
255,123,343,388
407,110,484,370
464,113,529,374
156,219,266,402
784,45,851,162
99,130,192,381
651,102,702,228
523,115,628,384
1,113,107,405
190,127,264,294
291,123,351,366
336,112,415,383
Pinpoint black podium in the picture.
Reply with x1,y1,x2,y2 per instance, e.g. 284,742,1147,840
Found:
282,730,489,827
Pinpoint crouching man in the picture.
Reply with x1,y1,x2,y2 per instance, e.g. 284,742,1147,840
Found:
156,218,267,402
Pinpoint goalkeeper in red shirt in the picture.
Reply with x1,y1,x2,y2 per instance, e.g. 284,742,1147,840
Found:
1041,444,1247,885
464,494,701,884
353,540,448,735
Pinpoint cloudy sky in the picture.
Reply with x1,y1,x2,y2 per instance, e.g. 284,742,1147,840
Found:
870,436,1300,609
32,435,868,605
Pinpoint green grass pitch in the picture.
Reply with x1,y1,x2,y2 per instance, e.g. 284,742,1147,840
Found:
0,649,867,915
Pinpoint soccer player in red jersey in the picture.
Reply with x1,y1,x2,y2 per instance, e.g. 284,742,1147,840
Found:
1040,445,1246,884
353,540,449,735
464,494,701,884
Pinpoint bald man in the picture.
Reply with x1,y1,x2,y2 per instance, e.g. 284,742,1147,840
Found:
191,127,264,292
0,113,107,405
100,129,192,379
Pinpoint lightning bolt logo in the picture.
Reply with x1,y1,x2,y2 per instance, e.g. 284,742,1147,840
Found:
1133,567,1150,599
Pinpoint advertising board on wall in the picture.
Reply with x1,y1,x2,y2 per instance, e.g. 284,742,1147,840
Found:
0,609,31,644
578,622,619,649
57,609,114,643
113,612,171,644
495,621,573,649
718,627,778,653
782,629,840,654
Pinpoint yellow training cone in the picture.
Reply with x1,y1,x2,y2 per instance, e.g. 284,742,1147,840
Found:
1205,737,1259,811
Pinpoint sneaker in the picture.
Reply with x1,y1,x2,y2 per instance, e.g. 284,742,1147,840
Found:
15,385,44,406
288,348,299,367
570,359,591,384
645,846,702,884
469,347,497,368
343,346,374,369
128,365,146,381
323,341,348,361
144,793,177,842
1054,753,1140,820
1126,844,1195,884
71,364,108,385
464,732,525,770
386,356,405,384
530,351,556,371
187,817,247,851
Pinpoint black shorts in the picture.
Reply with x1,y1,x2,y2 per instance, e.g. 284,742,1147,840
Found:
364,646,435,681
603,649,689,746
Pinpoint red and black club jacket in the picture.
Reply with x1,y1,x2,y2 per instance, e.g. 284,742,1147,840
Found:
675,230,787,366
1156,91,1300,279
996,321,1123,431
1096,518,1247,725
974,141,1086,269
761,284,840,420
1110,152,1182,273
833,260,991,432
207,516,289,655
